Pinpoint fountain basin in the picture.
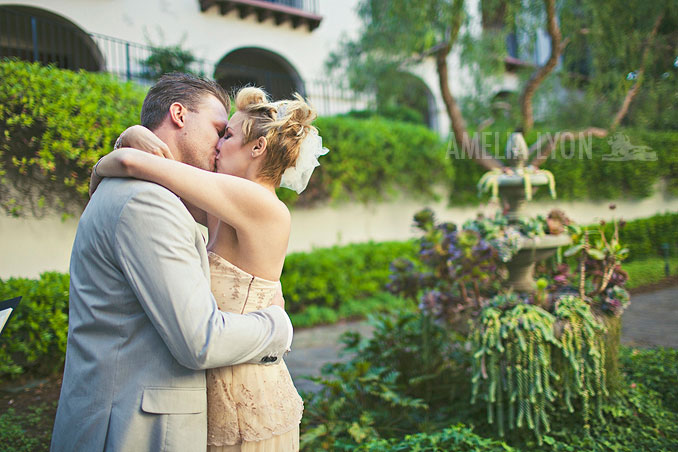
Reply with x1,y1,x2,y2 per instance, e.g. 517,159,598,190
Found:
505,233,571,293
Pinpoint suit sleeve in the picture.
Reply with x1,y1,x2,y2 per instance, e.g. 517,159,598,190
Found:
112,187,291,370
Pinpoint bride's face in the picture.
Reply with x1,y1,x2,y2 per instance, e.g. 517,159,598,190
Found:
215,111,254,177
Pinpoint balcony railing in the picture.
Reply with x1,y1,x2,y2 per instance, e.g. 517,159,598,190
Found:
0,5,368,117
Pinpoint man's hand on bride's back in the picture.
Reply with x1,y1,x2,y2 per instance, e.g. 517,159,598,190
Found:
118,125,174,160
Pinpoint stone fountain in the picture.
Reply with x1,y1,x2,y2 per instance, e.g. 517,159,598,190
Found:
496,133,571,293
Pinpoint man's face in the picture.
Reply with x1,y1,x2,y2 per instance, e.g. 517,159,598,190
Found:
176,94,229,171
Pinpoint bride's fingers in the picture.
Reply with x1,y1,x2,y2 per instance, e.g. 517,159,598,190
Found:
160,144,175,160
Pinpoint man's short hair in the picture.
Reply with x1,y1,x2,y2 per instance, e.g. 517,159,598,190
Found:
140,73,230,131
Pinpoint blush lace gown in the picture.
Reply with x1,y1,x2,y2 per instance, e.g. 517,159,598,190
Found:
206,252,303,452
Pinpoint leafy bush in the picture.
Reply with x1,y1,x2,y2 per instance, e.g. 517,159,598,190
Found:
448,128,678,205
357,424,516,451
0,273,69,378
619,346,678,413
0,60,145,217
609,211,678,260
289,292,414,328
624,257,678,289
281,241,417,313
298,115,453,206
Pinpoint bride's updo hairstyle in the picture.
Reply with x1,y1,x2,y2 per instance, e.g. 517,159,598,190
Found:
235,87,317,186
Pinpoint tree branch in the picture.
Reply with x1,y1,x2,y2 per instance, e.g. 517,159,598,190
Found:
520,0,562,133
530,12,663,167
609,12,664,130
530,127,607,167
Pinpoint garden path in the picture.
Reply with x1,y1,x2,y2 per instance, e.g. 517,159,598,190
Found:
286,286,678,393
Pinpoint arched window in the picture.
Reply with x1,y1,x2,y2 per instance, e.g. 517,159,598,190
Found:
377,72,438,130
0,5,102,71
214,47,304,100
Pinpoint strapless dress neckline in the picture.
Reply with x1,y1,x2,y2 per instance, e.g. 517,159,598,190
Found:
207,251,278,284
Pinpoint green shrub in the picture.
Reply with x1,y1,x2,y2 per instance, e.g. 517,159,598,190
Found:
610,211,678,260
0,272,69,378
619,346,678,413
281,240,418,313
448,128,678,205
0,60,145,217
624,257,678,289
298,115,453,206
288,292,415,328
357,424,517,451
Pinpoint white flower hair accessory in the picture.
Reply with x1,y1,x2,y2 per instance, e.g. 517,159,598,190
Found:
279,128,329,194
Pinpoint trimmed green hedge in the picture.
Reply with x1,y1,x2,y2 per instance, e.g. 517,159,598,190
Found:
612,211,678,260
281,241,417,311
447,128,678,204
2,60,677,216
0,60,452,215
0,272,69,378
0,59,145,216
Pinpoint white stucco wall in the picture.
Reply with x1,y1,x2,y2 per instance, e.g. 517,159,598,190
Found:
3,192,677,279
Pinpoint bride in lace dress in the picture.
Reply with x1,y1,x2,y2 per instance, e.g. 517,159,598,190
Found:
90,87,327,451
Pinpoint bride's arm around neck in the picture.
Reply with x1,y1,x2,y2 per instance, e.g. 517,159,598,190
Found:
93,147,290,233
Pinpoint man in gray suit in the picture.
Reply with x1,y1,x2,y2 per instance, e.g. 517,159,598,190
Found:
51,74,293,451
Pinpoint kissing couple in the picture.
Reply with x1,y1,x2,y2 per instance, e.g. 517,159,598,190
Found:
51,73,328,452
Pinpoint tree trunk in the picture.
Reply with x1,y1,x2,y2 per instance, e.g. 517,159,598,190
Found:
435,48,502,171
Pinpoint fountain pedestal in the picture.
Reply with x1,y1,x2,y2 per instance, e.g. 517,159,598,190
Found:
497,174,571,293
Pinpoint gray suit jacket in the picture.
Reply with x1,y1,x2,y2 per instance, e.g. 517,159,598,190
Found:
51,178,291,452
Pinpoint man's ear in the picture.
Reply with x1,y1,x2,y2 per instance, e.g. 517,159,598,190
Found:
168,102,188,128
252,136,268,158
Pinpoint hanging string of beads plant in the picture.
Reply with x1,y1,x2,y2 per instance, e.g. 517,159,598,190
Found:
470,292,608,444
553,295,608,433
470,294,559,443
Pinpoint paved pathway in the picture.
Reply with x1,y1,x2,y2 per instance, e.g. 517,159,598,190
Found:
621,286,678,348
286,287,678,393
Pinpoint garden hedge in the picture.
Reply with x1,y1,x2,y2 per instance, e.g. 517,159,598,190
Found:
0,60,452,215
0,60,145,217
2,60,677,217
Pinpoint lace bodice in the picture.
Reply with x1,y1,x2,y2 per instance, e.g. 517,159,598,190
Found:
207,251,281,314
206,251,303,447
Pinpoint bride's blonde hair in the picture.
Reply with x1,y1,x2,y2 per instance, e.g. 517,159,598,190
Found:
234,87,317,186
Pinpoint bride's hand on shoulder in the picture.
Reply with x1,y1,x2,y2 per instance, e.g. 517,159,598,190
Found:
117,125,174,160
89,148,153,197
